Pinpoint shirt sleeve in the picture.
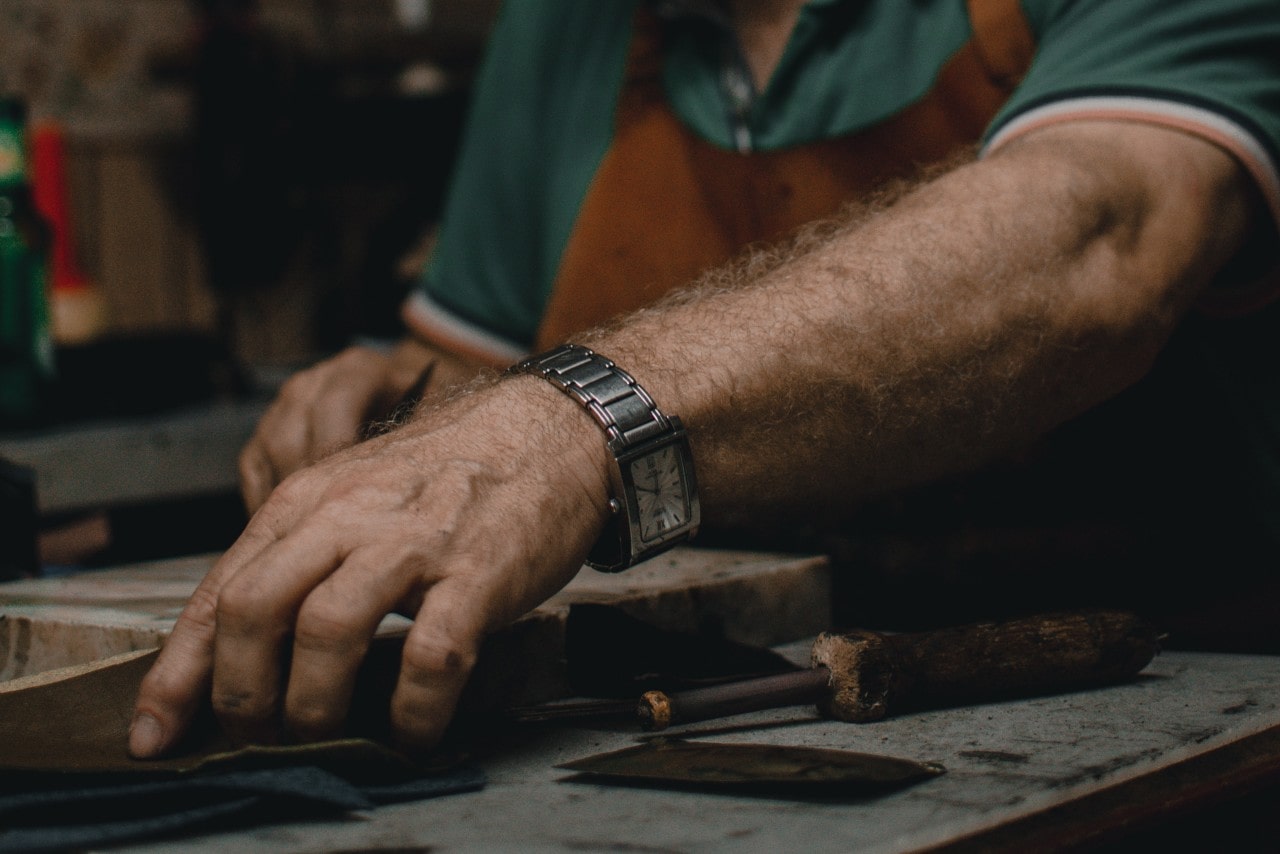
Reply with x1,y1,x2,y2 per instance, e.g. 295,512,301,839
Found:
983,0,1280,308
402,0,635,365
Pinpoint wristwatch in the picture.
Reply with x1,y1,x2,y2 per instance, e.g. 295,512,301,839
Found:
509,343,700,571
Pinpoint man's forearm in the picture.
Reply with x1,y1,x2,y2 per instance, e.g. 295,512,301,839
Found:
584,122,1257,527
129,120,1260,758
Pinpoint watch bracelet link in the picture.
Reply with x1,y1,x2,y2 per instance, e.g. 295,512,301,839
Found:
509,344,670,452
509,343,698,571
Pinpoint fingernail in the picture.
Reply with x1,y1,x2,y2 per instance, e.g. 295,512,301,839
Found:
129,713,164,757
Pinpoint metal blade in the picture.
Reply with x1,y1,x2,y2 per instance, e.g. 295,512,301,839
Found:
558,738,944,794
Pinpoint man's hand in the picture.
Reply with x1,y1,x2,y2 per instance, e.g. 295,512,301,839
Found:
239,339,482,513
131,378,611,756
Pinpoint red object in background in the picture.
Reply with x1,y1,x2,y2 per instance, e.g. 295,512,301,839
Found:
29,121,87,294
29,120,105,343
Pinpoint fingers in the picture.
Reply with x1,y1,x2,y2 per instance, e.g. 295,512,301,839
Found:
138,467,459,755
134,546,493,757
239,377,317,513
283,547,417,741
238,446,275,514
129,585,219,758
190,542,481,751
209,521,348,745
129,516,286,758
139,373,603,761
389,574,490,754
240,349,390,513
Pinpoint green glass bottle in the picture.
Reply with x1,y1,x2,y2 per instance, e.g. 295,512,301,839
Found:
0,98,54,427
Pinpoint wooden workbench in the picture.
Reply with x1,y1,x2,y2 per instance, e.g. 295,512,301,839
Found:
3,553,1280,851
48,648,1280,852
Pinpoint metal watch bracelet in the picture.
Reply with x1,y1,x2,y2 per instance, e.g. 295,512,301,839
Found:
509,343,699,571
510,344,670,450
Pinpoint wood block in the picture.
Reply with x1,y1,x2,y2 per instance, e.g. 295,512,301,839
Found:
0,549,830,708
0,400,267,513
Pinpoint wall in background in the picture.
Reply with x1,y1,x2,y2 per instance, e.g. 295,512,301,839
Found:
0,0,493,366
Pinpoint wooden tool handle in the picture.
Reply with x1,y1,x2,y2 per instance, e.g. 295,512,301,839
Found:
811,610,1158,722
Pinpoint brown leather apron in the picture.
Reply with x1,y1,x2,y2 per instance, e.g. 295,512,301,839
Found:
535,0,1036,349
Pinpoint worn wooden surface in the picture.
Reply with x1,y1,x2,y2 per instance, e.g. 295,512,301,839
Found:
4,553,1280,849
79,647,1280,853
0,548,832,708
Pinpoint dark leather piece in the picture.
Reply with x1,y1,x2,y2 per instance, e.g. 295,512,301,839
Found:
0,649,485,850
0,763,486,852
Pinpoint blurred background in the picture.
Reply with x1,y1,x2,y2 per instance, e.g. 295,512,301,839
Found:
1,0,496,363
0,0,498,573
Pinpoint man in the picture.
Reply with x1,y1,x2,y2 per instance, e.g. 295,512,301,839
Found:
130,0,1279,757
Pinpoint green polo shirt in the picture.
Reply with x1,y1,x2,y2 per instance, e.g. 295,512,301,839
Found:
407,0,1280,358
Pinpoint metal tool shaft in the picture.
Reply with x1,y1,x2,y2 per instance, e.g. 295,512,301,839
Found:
638,667,831,730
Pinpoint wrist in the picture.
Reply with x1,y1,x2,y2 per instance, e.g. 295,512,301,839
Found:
508,344,700,570
508,369,613,486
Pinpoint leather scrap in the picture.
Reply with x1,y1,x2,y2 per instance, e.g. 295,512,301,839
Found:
0,648,484,851
0,648,426,777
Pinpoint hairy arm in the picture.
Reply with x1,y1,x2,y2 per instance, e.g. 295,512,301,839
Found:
586,121,1256,528
131,121,1257,757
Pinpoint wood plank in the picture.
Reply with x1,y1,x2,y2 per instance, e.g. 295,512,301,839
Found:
0,548,833,708
6,552,1280,851
936,720,1280,851
0,398,268,513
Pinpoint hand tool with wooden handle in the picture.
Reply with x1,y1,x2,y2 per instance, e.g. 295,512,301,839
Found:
639,610,1158,730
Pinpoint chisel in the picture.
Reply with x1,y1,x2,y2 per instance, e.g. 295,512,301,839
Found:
637,610,1158,729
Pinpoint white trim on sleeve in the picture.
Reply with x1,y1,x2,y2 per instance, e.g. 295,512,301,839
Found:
983,95,1280,228
401,289,528,367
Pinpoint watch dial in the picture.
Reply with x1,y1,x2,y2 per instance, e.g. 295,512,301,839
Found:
631,444,689,542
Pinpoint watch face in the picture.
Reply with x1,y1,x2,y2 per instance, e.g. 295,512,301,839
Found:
630,443,690,543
